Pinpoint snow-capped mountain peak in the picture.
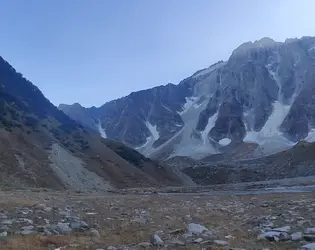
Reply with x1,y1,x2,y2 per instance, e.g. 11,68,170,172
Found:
60,36,315,160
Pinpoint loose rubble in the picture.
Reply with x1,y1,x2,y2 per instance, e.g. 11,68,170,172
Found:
0,190,315,249
291,231,303,241
302,243,315,250
150,233,163,246
187,223,208,234
214,239,228,246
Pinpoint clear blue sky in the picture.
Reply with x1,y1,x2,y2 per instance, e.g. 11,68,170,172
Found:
0,0,314,107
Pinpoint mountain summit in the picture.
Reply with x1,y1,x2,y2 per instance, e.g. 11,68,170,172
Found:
60,36,315,160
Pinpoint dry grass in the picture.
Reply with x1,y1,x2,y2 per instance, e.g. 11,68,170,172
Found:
0,191,314,249
0,197,36,206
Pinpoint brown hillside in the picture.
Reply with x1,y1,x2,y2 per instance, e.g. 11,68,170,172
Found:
0,56,184,190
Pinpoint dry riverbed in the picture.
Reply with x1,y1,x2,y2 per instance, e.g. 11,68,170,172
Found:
0,190,315,249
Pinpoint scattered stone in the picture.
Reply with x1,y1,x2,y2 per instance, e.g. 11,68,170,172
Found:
59,210,71,217
214,240,228,246
21,225,34,231
200,240,212,246
107,247,117,250
194,238,203,243
69,220,89,232
151,234,163,246
55,223,72,234
262,231,291,241
170,228,186,235
261,220,274,228
257,234,266,240
69,244,79,248
44,206,52,212
202,229,215,238
34,203,46,209
0,231,7,237
278,232,291,241
155,229,164,235
37,225,47,233
1,219,13,225
182,232,193,239
272,226,291,233
169,239,186,246
225,235,235,239
302,243,315,250
138,242,151,248
20,230,36,235
132,216,147,224
305,228,315,234
291,232,303,241
0,226,8,235
187,223,208,234
17,208,32,215
18,218,33,224
90,228,101,238
263,231,281,241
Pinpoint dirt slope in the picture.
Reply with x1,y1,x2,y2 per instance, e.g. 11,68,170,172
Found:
0,56,184,190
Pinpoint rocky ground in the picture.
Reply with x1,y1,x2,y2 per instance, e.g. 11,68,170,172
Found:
0,189,315,250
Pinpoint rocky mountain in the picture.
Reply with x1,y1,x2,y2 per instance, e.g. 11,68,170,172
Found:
0,56,189,190
60,36,315,160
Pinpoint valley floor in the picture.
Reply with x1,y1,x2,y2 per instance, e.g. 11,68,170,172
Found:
0,187,315,250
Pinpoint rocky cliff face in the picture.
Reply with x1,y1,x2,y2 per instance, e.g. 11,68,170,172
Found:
60,36,315,159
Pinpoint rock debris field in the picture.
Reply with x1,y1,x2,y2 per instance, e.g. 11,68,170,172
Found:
0,190,315,249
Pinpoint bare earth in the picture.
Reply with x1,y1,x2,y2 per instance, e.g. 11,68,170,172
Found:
1,189,315,250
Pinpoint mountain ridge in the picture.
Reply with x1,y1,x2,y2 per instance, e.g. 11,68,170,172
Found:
60,36,315,160
0,55,188,190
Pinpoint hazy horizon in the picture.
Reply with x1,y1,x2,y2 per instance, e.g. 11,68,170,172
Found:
0,0,314,107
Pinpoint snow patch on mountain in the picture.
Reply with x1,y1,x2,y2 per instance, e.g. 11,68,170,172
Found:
135,137,150,151
244,101,294,152
192,61,226,79
201,113,218,144
219,138,232,146
146,121,160,141
168,95,218,159
309,46,315,52
305,129,315,142
97,121,107,138
178,97,199,115
136,121,160,155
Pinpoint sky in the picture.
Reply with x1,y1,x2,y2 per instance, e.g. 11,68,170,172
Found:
0,0,314,107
